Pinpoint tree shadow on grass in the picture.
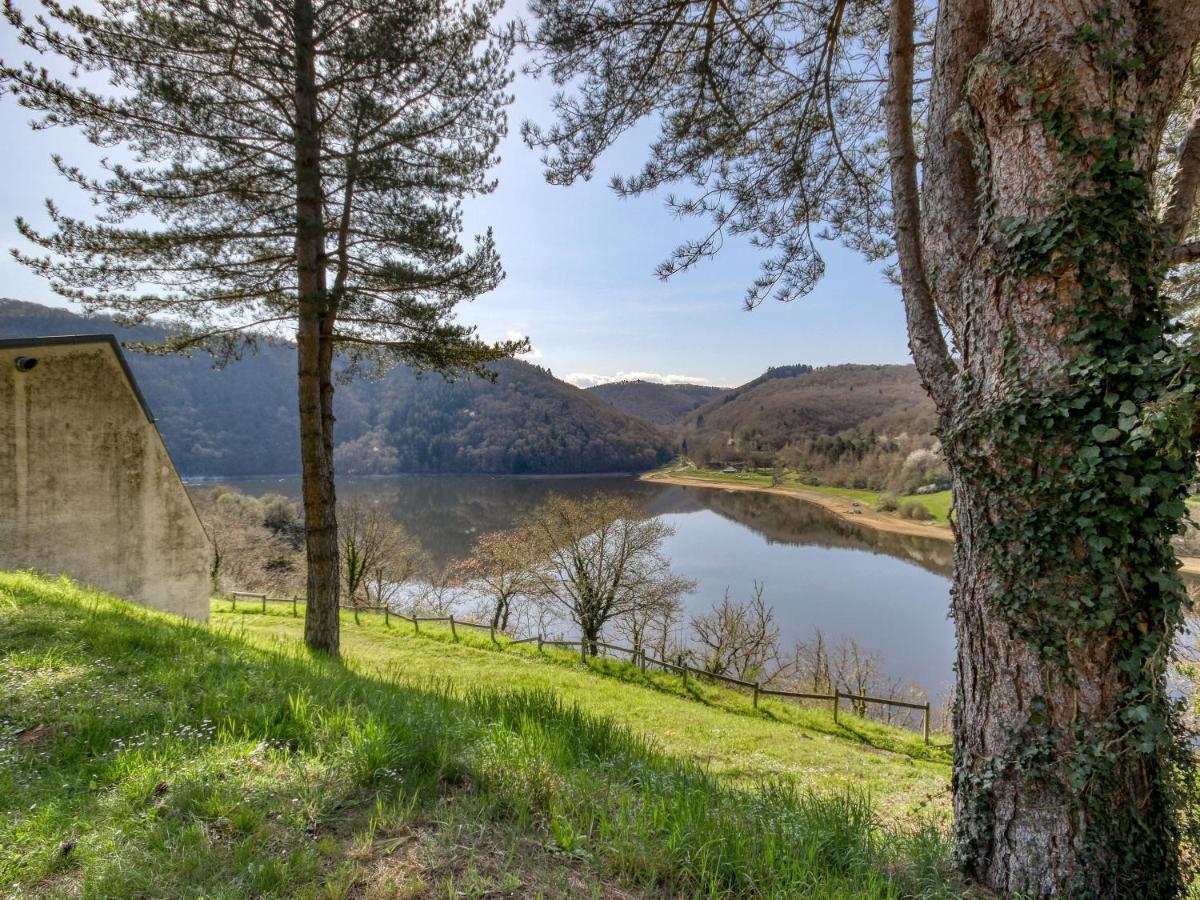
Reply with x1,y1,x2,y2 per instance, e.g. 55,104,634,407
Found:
0,574,958,899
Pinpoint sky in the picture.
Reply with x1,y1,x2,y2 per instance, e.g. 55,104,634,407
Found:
0,7,914,390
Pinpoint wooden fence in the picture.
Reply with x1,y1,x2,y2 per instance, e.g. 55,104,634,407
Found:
224,592,932,743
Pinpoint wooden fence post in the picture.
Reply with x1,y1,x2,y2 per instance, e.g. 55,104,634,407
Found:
231,593,236,610
923,702,931,745
833,689,840,725
537,634,543,652
261,594,266,614
753,682,760,709
450,615,457,640
384,605,390,626
414,617,420,634
292,595,298,617
639,650,647,673
682,664,688,689
580,640,587,664
490,624,496,644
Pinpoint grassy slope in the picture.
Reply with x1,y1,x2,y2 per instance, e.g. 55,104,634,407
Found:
222,603,952,797
1,574,958,899
662,465,954,525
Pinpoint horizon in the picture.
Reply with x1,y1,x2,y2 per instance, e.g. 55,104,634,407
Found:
0,296,920,393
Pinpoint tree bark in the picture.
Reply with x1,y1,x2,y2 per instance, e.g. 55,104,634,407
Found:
293,0,339,655
889,0,1200,894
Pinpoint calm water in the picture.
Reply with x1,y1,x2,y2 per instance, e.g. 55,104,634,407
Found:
226,474,955,699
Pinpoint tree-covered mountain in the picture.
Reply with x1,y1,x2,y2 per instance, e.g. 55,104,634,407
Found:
677,364,942,491
587,380,727,426
0,300,672,477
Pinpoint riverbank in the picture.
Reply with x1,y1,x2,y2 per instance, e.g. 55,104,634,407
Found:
640,470,955,542
643,470,1200,577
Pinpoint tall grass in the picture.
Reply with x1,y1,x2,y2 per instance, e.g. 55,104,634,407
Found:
0,573,959,897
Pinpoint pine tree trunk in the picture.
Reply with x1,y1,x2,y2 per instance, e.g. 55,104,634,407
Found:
907,3,1200,894
293,0,339,655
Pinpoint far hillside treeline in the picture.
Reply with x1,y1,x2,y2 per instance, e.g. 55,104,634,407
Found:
3,300,945,490
589,364,945,495
0,300,671,477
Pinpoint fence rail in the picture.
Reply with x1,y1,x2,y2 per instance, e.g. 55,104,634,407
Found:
225,591,932,743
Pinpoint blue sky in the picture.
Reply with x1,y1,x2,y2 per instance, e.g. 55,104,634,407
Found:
0,9,914,390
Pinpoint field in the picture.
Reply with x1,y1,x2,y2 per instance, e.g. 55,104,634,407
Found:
0,573,958,898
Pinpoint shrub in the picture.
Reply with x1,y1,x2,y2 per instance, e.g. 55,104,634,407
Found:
877,493,899,513
899,500,932,521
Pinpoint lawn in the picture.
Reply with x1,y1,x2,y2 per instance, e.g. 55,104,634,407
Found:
0,573,959,898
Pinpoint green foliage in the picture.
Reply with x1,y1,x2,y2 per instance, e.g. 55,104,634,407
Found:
945,16,1199,891
2,0,518,373
0,573,960,897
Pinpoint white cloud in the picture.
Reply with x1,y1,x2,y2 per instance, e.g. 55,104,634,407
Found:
506,330,543,360
563,371,724,389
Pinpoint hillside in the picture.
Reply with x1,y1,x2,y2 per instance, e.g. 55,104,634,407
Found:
0,300,671,477
677,364,941,490
1,573,957,898
587,380,727,425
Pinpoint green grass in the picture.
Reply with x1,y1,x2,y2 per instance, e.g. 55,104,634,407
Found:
1,573,960,898
662,465,954,525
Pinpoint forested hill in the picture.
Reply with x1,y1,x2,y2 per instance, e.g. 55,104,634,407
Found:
587,380,728,425
677,364,940,489
0,300,672,477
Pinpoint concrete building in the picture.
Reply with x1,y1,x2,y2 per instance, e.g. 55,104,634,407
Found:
0,335,212,620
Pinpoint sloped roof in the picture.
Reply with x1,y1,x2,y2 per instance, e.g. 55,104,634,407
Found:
0,333,155,422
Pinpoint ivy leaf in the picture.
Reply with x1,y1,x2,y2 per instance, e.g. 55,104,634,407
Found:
1092,425,1121,442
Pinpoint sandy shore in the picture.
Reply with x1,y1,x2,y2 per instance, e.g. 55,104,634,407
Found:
642,472,1200,577
639,472,955,542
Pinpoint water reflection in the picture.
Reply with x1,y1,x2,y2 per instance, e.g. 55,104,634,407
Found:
221,474,955,697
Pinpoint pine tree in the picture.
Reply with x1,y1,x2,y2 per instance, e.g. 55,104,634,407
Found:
2,0,521,655
523,0,1200,894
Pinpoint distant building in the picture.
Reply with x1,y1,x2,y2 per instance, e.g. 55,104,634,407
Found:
0,335,212,620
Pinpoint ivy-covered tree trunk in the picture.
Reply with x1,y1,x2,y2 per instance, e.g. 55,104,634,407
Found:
293,0,340,655
911,2,1200,894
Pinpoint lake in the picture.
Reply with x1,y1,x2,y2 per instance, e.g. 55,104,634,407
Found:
227,474,956,703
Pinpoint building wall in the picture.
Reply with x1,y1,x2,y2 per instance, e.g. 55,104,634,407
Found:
0,340,212,620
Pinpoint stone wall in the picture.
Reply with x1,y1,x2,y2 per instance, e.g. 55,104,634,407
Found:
0,337,212,620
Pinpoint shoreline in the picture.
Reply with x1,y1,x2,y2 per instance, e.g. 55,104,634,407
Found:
641,472,1200,577
639,472,955,543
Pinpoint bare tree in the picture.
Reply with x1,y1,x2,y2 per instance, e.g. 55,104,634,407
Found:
614,590,683,658
338,497,422,624
524,494,694,655
412,567,463,618
689,582,783,683
523,1,1200,890
791,630,834,696
455,528,539,631
192,487,302,597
